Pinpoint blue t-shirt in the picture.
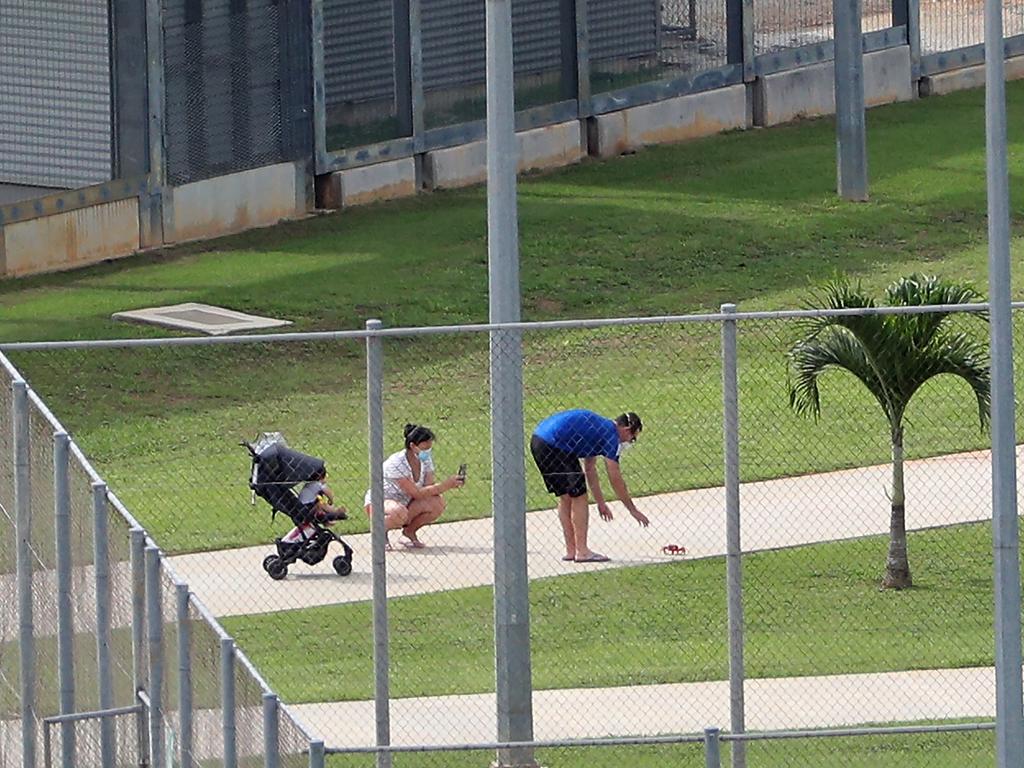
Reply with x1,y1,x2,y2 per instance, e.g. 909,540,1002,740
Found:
533,409,621,462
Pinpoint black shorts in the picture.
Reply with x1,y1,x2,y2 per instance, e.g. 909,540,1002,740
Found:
530,435,587,498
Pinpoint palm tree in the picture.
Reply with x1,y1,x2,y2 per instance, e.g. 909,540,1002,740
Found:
787,274,990,589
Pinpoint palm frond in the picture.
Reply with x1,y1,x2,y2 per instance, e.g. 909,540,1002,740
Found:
787,327,894,422
903,329,992,429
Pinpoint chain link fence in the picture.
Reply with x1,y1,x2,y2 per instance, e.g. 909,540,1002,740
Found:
920,0,1024,55
2,298,1017,765
0,353,316,768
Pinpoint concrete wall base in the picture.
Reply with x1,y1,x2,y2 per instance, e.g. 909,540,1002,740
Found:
754,46,914,126
588,84,749,158
165,161,308,244
422,121,585,190
920,54,1024,96
1,198,140,277
316,158,418,209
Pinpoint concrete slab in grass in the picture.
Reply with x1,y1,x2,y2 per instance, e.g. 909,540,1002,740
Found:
112,302,291,335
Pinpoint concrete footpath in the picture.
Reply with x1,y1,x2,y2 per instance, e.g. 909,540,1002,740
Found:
289,666,997,748
170,445,1016,617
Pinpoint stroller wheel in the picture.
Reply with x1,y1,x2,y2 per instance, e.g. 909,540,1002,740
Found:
332,555,353,577
265,556,288,580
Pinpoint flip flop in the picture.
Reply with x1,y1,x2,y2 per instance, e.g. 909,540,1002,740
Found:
401,538,426,549
561,555,575,562
574,553,610,563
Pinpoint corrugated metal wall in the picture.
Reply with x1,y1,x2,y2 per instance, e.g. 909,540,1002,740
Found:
0,0,113,189
162,0,312,186
323,0,659,108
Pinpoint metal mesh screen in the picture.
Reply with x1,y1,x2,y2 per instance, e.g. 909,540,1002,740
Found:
920,0,1024,54
44,710,141,768
0,372,19,761
186,600,226,767
234,657,267,766
752,0,895,54
421,0,569,129
323,0,402,151
162,0,312,186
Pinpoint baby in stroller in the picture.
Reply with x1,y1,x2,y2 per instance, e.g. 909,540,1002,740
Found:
243,432,355,580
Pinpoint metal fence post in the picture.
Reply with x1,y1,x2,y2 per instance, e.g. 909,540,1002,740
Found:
704,727,722,768
985,0,1024,761
263,693,280,768
143,0,168,245
176,583,193,768
222,637,238,768
721,304,746,768
131,527,150,767
54,431,76,768
892,0,921,77
488,1,535,762
561,0,591,115
309,739,325,768
366,318,391,768
13,379,35,768
94,482,116,767
146,545,165,768
834,0,868,201
311,0,327,170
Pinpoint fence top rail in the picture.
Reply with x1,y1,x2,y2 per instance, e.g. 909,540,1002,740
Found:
325,732,708,754
0,301,1012,352
325,721,996,755
721,721,997,742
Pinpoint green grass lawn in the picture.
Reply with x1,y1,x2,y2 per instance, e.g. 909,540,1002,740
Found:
223,523,994,704
3,85,1024,554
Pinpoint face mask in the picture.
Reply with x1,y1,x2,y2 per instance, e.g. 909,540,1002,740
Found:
418,449,432,461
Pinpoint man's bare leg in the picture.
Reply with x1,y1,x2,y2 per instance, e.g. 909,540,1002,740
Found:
558,494,576,559
570,493,593,559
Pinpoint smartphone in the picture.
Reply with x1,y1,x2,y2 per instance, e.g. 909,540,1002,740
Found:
458,463,467,482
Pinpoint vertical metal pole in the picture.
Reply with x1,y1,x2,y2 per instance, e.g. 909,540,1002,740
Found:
94,482,116,767
561,0,591,114
834,0,868,201
143,0,167,245
985,0,1024,760
54,431,76,768
704,727,722,768
721,304,746,768
487,1,534,765
309,739,325,768
176,583,194,768
130,527,150,768
366,318,392,768
13,380,35,768
394,0,424,146
146,545,165,768
221,637,237,768
263,693,280,768
311,0,327,167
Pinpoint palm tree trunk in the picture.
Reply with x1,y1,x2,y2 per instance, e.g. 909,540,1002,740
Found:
883,426,913,588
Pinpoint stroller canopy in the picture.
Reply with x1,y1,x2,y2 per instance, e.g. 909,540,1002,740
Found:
249,434,326,488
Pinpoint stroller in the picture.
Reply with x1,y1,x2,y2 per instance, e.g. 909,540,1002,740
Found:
243,432,354,581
